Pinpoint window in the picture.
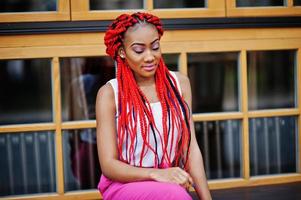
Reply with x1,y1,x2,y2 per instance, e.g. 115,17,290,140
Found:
227,0,301,17
0,59,52,125
0,0,70,22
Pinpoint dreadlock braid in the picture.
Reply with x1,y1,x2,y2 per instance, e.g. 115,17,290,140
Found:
104,12,191,169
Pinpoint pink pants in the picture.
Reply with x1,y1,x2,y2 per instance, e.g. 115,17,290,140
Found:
98,175,192,200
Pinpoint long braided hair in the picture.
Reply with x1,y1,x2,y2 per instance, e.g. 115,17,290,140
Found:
104,12,191,169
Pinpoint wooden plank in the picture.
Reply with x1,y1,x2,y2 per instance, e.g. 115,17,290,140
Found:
240,50,250,179
71,10,144,20
71,0,89,12
2,28,301,48
0,123,56,133
1,37,301,60
179,52,187,75
61,120,96,129
227,7,301,17
248,109,299,118
145,0,154,11
193,112,243,121
52,57,64,194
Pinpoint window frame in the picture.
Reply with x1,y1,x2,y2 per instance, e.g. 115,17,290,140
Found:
71,0,225,20
0,27,301,199
0,0,70,23
227,0,301,17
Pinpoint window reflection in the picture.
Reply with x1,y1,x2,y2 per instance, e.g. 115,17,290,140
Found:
0,0,56,12
188,52,239,113
154,0,205,8
236,0,284,7
195,120,242,179
0,59,52,125
249,116,297,176
63,128,100,191
294,0,301,5
162,54,179,71
89,0,143,10
0,131,56,196
60,57,115,121
247,50,295,110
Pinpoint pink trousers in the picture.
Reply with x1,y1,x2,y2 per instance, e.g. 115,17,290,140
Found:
98,175,192,200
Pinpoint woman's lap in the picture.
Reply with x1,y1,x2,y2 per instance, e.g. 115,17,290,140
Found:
100,179,192,200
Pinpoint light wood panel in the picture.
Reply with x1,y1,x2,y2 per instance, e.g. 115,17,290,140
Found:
0,123,56,133
2,28,301,48
193,112,243,121
240,50,250,180
1,38,301,60
52,57,64,194
0,0,70,22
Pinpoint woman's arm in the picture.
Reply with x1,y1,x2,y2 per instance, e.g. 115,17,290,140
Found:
96,83,192,185
177,72,212,200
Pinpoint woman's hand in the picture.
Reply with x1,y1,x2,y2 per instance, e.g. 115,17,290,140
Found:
149,167,194,190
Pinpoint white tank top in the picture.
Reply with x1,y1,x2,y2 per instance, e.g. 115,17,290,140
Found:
108,71,182,167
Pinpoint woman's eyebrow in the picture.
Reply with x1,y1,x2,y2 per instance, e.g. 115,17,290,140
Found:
130,38,159,47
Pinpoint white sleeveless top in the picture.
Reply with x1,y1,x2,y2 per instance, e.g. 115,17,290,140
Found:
108,71,182,167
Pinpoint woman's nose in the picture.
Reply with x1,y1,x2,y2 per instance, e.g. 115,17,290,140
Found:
144,49,155,62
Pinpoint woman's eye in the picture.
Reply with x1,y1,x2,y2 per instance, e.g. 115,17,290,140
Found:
132,47,144,54
152,44,160,50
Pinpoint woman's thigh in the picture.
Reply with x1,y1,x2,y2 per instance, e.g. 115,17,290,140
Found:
103,181,192,200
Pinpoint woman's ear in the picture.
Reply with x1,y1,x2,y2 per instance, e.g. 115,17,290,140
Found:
118,48,125,59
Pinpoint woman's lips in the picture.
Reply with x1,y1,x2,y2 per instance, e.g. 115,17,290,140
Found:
142,64,156,72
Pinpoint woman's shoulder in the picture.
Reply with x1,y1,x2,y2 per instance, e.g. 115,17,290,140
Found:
171,71,190,89
96,82,116,108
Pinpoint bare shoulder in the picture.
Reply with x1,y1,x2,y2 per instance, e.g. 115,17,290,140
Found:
96,83,116,112
173,71,191,91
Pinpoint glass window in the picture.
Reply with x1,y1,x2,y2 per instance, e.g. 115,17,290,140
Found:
195,120,242,179
0,59,52,125
188,52,239,113
294,0,301,5
89,0,143,10
63,128,100,191
236,0,284,7
162,54,179,71
249,116,297,176
154,0,205,8
60,57,115,121
0,0,57,12
247,50,296,110
0,131,56,196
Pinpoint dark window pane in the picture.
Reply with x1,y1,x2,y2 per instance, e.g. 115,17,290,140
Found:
249,116,297,176
0,0,56,12
195,120,242,180
236,0,284,7
154,0,205,8
247,50,295,110
63,129,100,191
0,59,52,125
162,54,179,71
60,57,115,121
90,0,143,10
188,52,239,113
294,0,301,5
0,131,56,196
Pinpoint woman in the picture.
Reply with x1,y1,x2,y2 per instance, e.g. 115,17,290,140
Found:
96,12,212,200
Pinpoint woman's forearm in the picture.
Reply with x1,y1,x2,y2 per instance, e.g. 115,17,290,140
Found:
101,158,155,182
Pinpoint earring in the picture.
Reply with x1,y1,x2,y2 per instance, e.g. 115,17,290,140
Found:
120,54,125,59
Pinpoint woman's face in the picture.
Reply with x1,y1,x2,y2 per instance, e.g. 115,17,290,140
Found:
121,23,161,81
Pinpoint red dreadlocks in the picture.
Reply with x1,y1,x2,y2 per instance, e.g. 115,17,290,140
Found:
104,12,191,169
